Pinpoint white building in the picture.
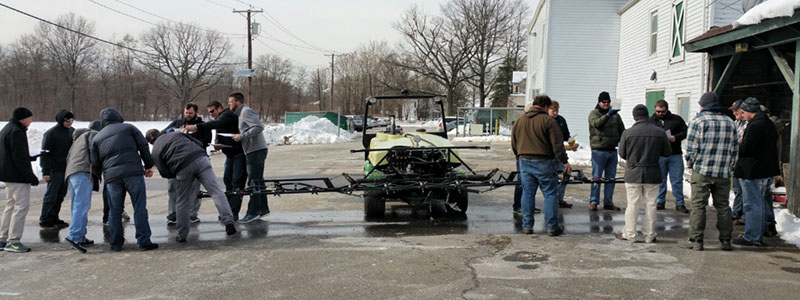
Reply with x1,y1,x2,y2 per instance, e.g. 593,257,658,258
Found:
510,71,527,107
615,0,744,125
525,0,629,144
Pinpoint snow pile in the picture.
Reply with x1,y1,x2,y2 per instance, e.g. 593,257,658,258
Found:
775,209,800,248
453,135,511,143
421,120,440,128
734,0,800,28
567,146,592,167
263,116,357,145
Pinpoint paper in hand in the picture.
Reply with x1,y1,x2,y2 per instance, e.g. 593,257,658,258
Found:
217,133,235,137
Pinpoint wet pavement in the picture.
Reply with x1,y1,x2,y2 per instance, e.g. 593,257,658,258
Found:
20,196,691,247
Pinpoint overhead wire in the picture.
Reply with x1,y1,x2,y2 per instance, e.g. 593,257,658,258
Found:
0,2,245,67
227,0,334,53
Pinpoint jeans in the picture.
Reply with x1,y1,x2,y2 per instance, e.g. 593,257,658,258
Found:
622,183,659,242
512,160,525,212
740,177,771,243
657,154,685,206
590,150,618,205
105,175,153,250
40,171,68,225
224,153,248,217
66,172,92,243
765,177,776,228
245,149,269,216
554,161,567,202
688,172,733,241
732,177,743,219
518,158,560,232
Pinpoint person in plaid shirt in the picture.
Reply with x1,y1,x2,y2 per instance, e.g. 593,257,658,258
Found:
681,92,737,251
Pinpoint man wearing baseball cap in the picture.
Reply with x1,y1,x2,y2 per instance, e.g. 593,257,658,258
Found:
0,107,40,253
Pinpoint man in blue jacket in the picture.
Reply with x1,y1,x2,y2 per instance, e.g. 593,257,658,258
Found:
90,108,158,252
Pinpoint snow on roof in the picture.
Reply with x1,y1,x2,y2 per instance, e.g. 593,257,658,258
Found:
512,72,527,84
733,0,800,28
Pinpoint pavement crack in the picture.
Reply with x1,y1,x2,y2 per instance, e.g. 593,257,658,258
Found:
460,235,511,299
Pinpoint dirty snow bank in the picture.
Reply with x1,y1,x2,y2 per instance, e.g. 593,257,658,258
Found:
263,116,357,145
776,209,800,248
453,135,510,143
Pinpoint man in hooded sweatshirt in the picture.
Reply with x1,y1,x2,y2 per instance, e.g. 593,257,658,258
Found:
0,107,40,253
511,95,571,236
146,129,237,242
587,91,625,211
90,108,158,251
617,105,671,243
39,109,75,229
62,120,103,252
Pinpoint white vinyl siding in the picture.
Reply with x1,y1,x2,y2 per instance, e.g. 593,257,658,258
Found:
542,0,628,144
616,0,713,128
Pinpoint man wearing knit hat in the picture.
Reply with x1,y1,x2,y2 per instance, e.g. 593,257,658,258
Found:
616,104,671,243
0,107,41,253
682,92,737,251
587,91,625,211
733,97,780,247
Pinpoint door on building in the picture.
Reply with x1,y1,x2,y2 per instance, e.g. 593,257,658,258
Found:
646,90,665,116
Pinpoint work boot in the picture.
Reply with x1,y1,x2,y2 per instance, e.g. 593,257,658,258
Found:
720,239,733,251
603,204,621,211
764,224,778,237
675,205,689,213
548,225,564,237
225,223,237,235
656,202,665,210
589,204,598,211
679,239,703,251
522,229,534,234
558,200,573,208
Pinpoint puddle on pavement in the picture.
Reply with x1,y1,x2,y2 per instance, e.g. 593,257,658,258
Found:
503,251,549,263
20,203,691,245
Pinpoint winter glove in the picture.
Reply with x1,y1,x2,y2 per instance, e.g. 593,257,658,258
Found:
607,108,620,116
30,177,39,186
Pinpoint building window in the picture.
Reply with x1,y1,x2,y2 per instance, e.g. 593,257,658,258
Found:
650,10,658,56
671,0,686,62
676,94,691,120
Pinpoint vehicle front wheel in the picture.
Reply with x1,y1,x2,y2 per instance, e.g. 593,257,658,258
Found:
363,191,386,220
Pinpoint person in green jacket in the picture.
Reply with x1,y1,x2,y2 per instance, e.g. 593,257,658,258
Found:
587,91,625,211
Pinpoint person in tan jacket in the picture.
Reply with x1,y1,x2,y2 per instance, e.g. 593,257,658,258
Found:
511,95,571,236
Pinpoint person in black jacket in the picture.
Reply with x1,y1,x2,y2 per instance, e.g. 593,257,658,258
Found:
0,107,40,253
39,109,75,229
146,129,237,242
649,100,689,213
617,105,671,243
733,98,780,247
90,107,158,252
162,103,210,224
185,100,247,221
548,100,573,209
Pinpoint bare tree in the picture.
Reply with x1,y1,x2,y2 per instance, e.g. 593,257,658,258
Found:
504,0,530,71
138,23,231,115
35,13,99,112
394,5,476,114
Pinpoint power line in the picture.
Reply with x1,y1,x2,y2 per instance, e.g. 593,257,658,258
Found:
110,0,246,37
205,0,236,10
254,37,310,68
226,0,334,53
0,2,246,67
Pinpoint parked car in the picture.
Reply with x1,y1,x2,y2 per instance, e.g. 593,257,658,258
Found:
352,115,365,131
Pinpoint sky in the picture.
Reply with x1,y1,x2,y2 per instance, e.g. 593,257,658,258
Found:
0,0,454,70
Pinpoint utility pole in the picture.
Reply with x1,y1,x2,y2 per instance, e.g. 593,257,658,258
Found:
324,53,342,111
233,7,263,103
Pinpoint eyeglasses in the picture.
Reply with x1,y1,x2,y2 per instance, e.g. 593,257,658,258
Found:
207,110,215,114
